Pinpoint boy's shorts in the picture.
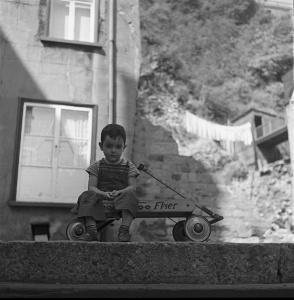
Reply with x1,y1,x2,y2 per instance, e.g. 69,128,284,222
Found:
71,190,139,221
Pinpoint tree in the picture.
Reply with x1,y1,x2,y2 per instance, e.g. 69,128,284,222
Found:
138,0,294,124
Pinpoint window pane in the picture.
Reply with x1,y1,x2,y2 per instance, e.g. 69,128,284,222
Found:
49,0,70,39
56,169,88,200
18,166,53,201
57,108,91,202
49,0,95,42
59,109,89,168
24,106,55,136
22,106,55,166
75,4,91,42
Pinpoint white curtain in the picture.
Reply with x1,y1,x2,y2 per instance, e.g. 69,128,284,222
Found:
60,110,89,168
50,0,93,42
23,107,55,165
185,111,253,145
75,3,91,42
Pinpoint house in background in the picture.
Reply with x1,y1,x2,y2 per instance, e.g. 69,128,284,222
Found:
0,0,141,241
231,108,289,170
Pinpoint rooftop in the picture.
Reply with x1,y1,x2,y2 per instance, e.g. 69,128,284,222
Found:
256,0,293,11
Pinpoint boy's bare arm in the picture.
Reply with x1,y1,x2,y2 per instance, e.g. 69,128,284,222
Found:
125,177,137,192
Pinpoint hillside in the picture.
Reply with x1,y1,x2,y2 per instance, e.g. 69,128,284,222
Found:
138,0,293,126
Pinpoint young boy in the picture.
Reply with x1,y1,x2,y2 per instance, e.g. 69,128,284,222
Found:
71,124,140,242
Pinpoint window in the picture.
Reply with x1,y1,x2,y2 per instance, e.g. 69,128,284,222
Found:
48,0,98,43
254,116,263,138
16,102,93,204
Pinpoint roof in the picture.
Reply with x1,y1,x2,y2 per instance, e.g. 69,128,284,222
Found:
256,0,294,11
231,107,279,123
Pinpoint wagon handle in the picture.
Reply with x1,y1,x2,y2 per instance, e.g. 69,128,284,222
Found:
138,163,223,224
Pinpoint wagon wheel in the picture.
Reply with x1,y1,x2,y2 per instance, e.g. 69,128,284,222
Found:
172,220,190,242
66,217,103,241
184,215,211,242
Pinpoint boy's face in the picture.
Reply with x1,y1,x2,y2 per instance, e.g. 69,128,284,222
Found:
99,135,126,163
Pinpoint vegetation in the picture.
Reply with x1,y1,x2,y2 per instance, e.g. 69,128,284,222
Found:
138,0,293,125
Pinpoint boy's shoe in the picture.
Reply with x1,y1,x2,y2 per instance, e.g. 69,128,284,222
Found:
118,232,132,242
77,230,99,242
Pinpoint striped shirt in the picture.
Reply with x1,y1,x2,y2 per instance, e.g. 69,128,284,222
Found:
86,158,140,179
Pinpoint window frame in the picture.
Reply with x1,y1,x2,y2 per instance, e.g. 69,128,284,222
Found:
41,0,102,49
9,98,98,208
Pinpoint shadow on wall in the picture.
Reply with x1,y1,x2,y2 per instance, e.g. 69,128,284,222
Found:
0,28,82,241
130,115,224,242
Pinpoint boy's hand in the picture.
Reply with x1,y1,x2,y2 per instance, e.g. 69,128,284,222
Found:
101,191,115,199
109,190,122,198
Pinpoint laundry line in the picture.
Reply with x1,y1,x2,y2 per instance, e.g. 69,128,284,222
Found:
185,110,253,145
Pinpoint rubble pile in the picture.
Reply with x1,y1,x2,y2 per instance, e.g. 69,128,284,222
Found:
231,159,294,243
259,160,294,243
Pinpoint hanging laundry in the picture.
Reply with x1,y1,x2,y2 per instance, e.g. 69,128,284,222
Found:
185,111,253,145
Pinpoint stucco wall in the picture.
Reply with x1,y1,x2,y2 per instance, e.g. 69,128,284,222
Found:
0,0,141,241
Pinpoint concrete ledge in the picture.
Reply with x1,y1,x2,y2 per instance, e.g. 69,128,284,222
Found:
1,283,294,298
0,242,293,285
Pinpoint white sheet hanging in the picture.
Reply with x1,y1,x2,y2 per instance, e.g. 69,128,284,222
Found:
185,111,253,145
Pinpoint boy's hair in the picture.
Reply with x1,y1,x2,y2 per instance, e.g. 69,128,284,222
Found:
101,124,126,144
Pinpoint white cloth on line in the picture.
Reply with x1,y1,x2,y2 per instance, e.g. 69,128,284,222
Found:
185,111,253,145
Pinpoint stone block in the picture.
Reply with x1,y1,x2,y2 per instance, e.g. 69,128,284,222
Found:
237,226,253,238
41,47,71,65
145,185,162,197
150,143,178,155
230,237,260,243
171,174,181,181
136,186,146,197
188,172,197,182
16,2,39,30
148,154,164,162
0,2,18,29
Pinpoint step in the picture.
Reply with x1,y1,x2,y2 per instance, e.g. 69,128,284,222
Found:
0,241,293,285
1,282,294,298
